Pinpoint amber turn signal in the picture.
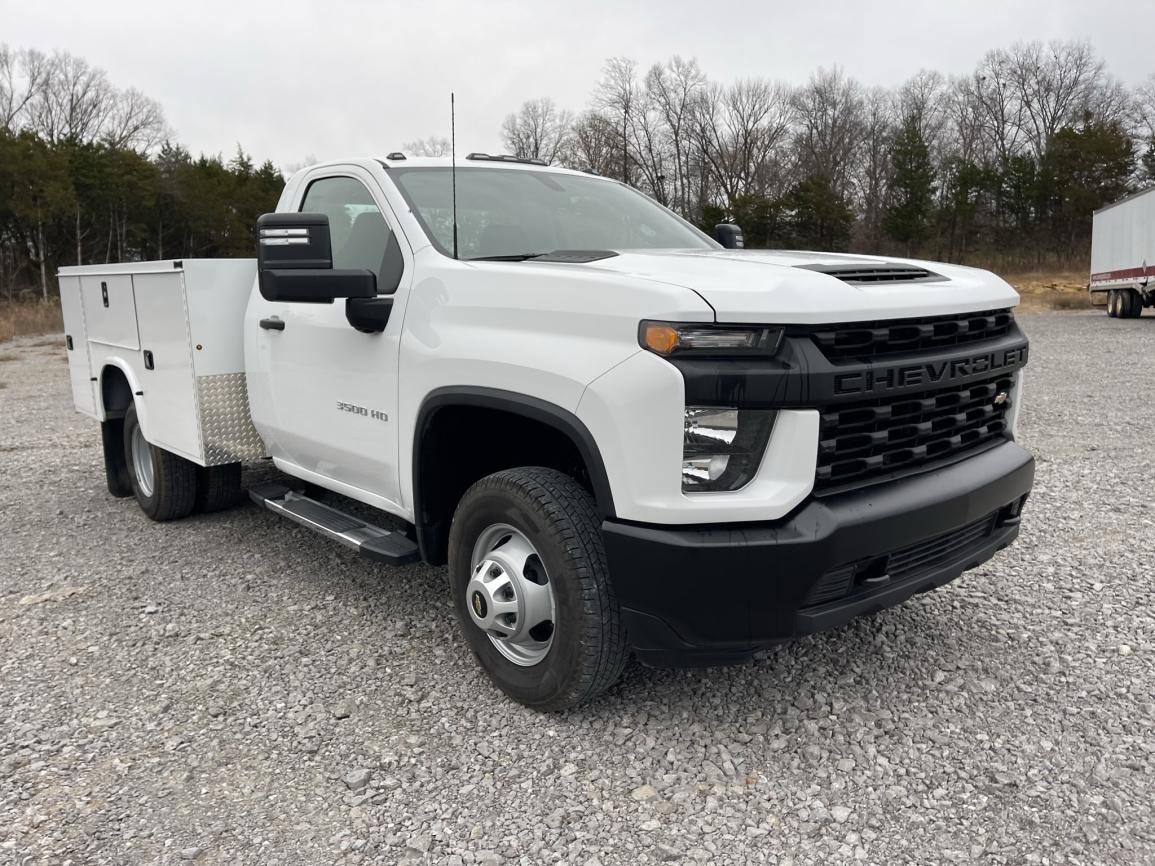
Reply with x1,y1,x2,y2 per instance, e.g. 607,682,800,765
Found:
639,321,784,357
642,322,681,355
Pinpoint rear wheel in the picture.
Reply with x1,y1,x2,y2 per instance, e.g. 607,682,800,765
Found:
448,467,627,711
1122,289,1143,318
1107,290,1120,317
123,403,198,521
195,463,243,513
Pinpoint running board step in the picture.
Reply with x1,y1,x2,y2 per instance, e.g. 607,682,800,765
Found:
248,483,420,566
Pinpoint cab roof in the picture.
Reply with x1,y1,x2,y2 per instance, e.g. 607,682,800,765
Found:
377,154,590,176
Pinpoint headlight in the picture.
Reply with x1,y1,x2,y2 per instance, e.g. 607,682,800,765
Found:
683,407,776,492
640,321,783,357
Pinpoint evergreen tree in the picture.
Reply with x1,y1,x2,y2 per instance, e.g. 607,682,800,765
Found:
1040,116,1134,257
882,115,936,256
783,175,855,251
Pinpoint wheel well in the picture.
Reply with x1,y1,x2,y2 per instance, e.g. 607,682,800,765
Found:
100,366,133,418
414,398,612,565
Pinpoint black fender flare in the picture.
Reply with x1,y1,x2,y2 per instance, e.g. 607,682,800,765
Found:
412,386,617,561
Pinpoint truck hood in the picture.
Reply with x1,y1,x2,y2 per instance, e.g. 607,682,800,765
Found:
564,249,1020,324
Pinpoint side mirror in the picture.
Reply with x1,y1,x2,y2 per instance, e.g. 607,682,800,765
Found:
714,223,744,250
256,212,376,302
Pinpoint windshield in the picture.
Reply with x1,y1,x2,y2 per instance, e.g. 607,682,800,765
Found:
388,166,715,260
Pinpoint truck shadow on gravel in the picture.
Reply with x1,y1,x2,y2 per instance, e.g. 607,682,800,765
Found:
79,465,1022,730
603,608,981,713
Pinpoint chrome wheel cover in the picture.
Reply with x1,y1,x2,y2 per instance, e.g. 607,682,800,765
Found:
467,523,556,667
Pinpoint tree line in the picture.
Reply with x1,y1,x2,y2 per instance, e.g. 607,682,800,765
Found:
4,40,1153,303
0,46,284,300
498,42,1155,268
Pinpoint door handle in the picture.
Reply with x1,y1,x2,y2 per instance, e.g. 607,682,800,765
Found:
259,317,285,331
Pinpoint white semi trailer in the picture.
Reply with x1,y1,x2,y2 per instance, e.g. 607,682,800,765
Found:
1090,186,1155,318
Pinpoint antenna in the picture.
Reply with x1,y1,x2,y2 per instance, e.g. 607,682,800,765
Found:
451,92,459,260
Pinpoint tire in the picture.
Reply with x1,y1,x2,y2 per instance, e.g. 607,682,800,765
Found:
447,467,627,711
1107,290,1119,317
195,462,243,513
1123,289,1143,318
100,418,133,497
123,402,198,521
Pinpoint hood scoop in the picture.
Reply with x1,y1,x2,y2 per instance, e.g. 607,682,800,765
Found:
799,263,944,284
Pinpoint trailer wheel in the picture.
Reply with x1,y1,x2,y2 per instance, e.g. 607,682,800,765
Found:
1122,289,1143,318
447,467,627,711
195,463,243,513
123,403,198,521
1107,290,1119,317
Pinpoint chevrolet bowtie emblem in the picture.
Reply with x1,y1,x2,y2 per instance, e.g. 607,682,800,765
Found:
994,391,1009,406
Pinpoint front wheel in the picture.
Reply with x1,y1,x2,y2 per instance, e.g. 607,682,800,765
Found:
448,467,627,711
123,403,198,521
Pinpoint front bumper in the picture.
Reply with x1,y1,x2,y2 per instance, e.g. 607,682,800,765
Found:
602,440,1034,667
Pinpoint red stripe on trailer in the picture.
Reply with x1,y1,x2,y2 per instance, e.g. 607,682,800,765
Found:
1089,265,1153,283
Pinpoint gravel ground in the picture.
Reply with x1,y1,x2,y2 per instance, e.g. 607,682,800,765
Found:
1,311,1153,866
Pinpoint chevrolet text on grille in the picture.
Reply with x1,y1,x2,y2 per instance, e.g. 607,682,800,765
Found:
833,346,1029,396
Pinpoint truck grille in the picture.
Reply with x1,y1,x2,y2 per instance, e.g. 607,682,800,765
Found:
815,372,1014,492
887,513,997,579
803,512,999,608
808,309,1014,361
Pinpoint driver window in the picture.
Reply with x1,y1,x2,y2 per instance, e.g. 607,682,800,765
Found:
300,176,403,293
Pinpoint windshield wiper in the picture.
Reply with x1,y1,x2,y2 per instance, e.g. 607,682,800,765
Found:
467,252,548,262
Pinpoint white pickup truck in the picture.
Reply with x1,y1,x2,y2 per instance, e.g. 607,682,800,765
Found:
58,154,1034,710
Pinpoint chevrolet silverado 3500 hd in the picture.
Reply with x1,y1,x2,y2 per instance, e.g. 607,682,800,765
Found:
58,154,1034,710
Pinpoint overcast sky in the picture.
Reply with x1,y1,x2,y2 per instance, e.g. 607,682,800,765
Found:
3,0,1152,169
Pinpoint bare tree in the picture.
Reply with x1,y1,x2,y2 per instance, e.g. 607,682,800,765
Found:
402,136,452,157
1137,74,1155,137
595,57,639,184
791,66,865,195
1006,40,1113,154
560,110,620,177
500,97,572,163
28,52,116,144
104,87,168,150
4,48,167,150
898,70,950,157
0,45,48,132
970,41,1127,160
645,57,707,214
943,75,989,165
966,53,1026,163
697,78,793,204
857,86,896,248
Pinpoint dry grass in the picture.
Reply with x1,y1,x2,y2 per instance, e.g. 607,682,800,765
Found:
0,300,63,343
999,269,1093,311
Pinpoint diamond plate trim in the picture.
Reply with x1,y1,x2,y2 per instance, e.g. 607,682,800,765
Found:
196,373,266,465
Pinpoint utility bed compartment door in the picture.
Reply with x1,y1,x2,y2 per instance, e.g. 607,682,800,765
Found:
81,274,139,349
133,271,202,463
58,275,97,417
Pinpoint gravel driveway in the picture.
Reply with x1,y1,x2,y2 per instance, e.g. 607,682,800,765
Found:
1,311,1153,866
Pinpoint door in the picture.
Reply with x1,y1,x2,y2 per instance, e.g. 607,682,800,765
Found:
81,274,139,349
59,275,97,417
248,167,410,512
